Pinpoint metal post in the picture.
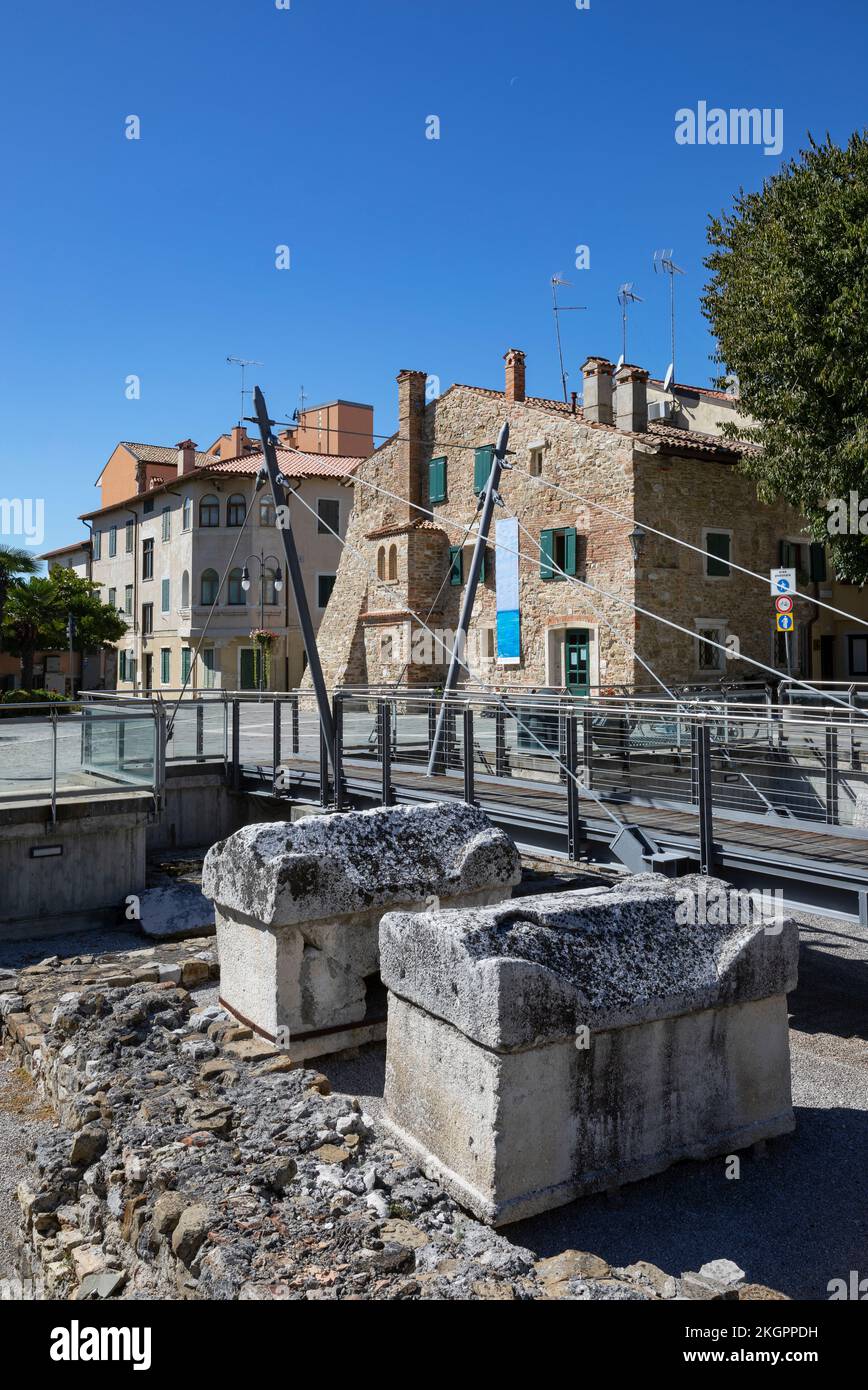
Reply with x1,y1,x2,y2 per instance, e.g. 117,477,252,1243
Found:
251,386,335,771
694,720,714,875
463,705,475,804
825,723,839,825
50,708,58,827
380,700,393,806
319,727,329,807
582,708,594,792
333,694,345,811
231,699,241,791
495,705,507,779
291,693,300,756
427,700,437,766
566,710,580,861
427,421,510,775
273,699,282,776
196,703,204,763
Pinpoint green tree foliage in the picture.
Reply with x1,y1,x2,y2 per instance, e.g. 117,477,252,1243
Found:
0,544,39,634
703,132,868,582
1,568,126,689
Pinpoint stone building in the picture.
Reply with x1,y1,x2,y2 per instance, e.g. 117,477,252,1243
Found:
314,350,865,693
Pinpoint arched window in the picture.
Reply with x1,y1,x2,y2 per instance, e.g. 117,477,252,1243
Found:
227,494,246,527
182,497,192,530
199,494,219,527
381,633,394,662
377,546,385,581
200,569,219,605
260,497,276,527
262,567,278,606
181,570,190,609
227,567,246,605
388,544,398,582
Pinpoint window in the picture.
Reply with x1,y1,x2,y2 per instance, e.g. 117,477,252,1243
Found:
529,447,544,477
429,457,447,504
200,568,219,605
92,530,102,561
262,567,279,605
317,574,336,608
124,584,133,615
704,529,732,579
540,527,580,580
377,546,386,581
474,446,494,493
380,633,394,662
449,546,463,586
125,519,134,553
226,494,246,527
161,578,170,613
181,571,190,609
142,537,154,580
387,545,397,582
697,623,726,672
119,650,127,682
143,498,154,516
809,543,827,582
260,497,276,527
108,587,116,609
848,635,868,676
160,649,171,684
317,498,340,535
142,602,154,636
482,626,496,660
182,497,192,531
108,525,117,558
181,648,192,683
199,495,220,527
202,648,217,689
161,507,171,542
227,568,246,605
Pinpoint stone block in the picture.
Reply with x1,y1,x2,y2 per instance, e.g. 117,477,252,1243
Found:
202,803,520,1049
380,874,798,1226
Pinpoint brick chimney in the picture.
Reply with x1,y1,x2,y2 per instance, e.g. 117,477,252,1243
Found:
176,440,198,476
396,370,427,521
229,425,250,457
504,348,526,403
614,364,649,433
581,357,614,425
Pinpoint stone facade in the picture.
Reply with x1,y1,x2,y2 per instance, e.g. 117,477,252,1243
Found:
313,350,858,693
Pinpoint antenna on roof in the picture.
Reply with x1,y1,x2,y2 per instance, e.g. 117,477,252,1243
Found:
663,362,674,392
652,249,685,386
226,357,263,426
550,274,587,404
617,284,643,363
614,353,624,375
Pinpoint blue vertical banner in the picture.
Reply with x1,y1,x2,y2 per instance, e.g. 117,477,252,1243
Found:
495,517,521,664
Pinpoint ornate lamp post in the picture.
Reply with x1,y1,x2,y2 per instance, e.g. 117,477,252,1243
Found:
241,552,284,695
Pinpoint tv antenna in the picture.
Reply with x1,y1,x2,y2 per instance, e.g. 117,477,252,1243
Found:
653,249,685,386
226,357,263,425
617,283,643,363
551,275,587,404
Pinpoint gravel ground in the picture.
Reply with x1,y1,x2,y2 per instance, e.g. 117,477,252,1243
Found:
2,905,865,1299
0,1058,55,1283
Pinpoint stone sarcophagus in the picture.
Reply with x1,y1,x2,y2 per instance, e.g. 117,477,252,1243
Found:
201,803,520,1060
380,875,798,1226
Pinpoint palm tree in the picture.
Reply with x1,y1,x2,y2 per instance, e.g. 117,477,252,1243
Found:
0,545,39,650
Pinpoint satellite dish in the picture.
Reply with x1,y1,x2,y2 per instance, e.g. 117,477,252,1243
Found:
614,354,624,374
663,363,674,391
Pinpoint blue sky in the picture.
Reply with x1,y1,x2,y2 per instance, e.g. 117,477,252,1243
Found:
1,0,865,555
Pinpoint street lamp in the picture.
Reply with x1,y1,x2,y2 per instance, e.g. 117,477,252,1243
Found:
240,552,284,695
629,526,647,564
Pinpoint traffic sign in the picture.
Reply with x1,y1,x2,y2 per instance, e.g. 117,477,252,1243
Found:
775,595,794,614
776,613,795,632
770,568,797,596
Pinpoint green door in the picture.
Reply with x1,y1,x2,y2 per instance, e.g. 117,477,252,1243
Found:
239,648,257,690
565,629,590,696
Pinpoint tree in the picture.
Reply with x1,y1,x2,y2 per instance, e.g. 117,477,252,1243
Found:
702,131,868,583
1,568,126,690
0,545,39,637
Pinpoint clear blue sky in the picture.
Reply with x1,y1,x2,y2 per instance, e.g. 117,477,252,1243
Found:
1,0,865,555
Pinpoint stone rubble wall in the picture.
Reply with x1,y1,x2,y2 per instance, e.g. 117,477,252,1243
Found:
0,936,786,1302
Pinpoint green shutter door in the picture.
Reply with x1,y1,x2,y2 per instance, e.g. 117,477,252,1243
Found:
474,447,493,492
564,528,577,576
449,546,463,586
429,457,447,503
706,532,731,577
540,529,555,580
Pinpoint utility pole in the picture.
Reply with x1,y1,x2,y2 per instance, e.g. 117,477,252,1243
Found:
250,386,336,774
427,421,510,776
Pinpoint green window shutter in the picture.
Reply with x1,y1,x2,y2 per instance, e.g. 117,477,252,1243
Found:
449,545,463,586
540,529,555,580
119,651,126,682
474,446,493,493
780,540,796,568
563,528,577,576
706,531,731,578
809,543,827,582
160,649,171,683
429,456,447,504
161,578,170,611
181,648,192,682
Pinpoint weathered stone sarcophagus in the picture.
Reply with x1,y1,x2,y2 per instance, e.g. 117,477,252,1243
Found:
202,803,520,1060
380,875,798,1226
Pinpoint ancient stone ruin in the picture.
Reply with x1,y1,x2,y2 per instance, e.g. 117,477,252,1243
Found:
379,874,798,1225
202,803,521,1061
